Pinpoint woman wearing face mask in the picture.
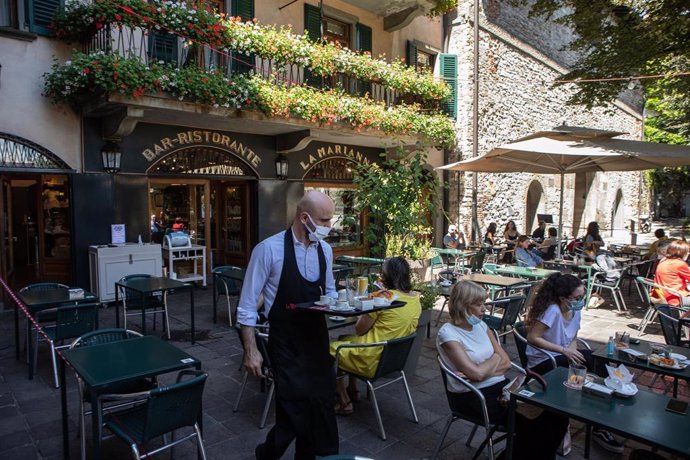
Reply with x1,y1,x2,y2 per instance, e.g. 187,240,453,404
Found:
437,280,568,460
526,273,624,454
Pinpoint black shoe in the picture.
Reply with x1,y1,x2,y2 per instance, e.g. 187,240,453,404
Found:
592,428,625,453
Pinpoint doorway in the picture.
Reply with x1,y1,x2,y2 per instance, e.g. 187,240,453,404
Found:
0,173,72,290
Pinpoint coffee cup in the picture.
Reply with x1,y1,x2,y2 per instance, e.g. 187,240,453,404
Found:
319,295,332,306
335,300,350,310
337,289,348,302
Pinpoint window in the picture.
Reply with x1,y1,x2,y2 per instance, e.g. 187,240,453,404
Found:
305,185,363,249
406,40,438,74
323,16,349,48
1,0,62,35
415,50,435,73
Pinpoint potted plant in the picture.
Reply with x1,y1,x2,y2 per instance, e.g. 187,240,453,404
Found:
353,147,441,280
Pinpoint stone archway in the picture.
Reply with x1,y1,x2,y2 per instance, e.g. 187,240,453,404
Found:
525,180,545,235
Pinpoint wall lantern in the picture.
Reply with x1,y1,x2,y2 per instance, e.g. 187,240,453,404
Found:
101,140,122,174
275,154,289,180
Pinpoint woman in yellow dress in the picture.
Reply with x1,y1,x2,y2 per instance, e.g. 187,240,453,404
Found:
330,256,421,414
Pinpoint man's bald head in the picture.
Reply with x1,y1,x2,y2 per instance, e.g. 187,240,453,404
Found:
296,191,334,217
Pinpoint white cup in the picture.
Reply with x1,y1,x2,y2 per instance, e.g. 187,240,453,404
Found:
336,300,350,310
361,299,374,311
319,295,332,305
337,289,348,301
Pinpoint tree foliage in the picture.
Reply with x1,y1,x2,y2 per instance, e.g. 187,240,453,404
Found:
353,149,440,260
518,0,690,136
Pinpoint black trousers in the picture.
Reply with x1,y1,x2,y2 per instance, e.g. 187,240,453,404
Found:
449,380,568,460
256,396,338,460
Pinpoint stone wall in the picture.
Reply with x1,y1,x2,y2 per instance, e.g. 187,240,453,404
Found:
444,0,648,243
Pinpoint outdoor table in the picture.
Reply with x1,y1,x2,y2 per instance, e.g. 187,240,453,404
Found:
460,273,527,289
544,259,596,310
592,338,690,397
115,276,196,343
15,287,98,379
506,367,690,459
495,265,558,279
59,335,201,459
433,248,477,271
335,255,384,276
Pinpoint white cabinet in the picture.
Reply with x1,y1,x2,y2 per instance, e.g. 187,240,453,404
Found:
89,244,163,302
162,245,207,286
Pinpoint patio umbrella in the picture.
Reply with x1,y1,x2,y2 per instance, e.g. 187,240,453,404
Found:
438,126,690,255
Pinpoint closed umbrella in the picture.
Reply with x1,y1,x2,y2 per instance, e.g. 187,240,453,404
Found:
438,126,690,255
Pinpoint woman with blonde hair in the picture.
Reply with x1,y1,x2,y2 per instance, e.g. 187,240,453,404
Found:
437,280,567,459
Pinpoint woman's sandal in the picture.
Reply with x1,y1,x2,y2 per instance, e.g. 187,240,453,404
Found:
334,400,354,416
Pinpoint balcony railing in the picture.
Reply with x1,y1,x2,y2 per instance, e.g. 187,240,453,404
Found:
84,26,403,108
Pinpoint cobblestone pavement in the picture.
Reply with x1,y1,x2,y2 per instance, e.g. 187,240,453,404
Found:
0,225,686,459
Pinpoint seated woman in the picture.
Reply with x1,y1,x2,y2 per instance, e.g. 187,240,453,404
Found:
654,239,690,309
526,273,624,453
583,221,605,253
515,235,544,267
484,222,497,246
437,280,567,460
330,257,421,415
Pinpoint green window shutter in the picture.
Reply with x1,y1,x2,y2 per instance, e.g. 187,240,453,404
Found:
356,24,373,97
231,0,256,74
439,53,458,119
29,0,63,36
149,32,178,65
406,40,418,67
303,3,323,87
231,0,254,21
304,3,322,42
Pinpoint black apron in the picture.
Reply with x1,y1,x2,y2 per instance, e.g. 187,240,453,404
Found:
264,229,338,458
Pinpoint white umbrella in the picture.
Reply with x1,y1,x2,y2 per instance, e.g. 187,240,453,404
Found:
439,126,690,255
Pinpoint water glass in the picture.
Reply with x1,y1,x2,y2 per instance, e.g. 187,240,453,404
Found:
614,331,630,349
566,363,587,390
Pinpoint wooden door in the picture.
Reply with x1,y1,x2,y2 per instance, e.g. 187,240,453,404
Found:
0,176,15,281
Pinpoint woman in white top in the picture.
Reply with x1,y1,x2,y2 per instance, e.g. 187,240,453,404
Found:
437,280,567,460
525,273,625,453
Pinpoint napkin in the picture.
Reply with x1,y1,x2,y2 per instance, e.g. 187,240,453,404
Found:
605,364,636,393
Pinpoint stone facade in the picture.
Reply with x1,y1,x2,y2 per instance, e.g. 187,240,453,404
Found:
443,0,648,243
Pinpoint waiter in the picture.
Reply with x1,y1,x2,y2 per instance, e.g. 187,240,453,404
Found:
238,191,339,459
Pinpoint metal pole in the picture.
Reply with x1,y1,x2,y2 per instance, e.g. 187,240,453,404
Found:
557,173,564,258
471,0,480,243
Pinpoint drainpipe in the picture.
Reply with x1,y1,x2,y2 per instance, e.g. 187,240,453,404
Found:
471,0,480,242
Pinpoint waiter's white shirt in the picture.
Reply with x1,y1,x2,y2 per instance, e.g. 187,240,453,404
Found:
237,228,337,326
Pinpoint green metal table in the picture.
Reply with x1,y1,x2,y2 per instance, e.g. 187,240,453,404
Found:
16,287,98,379
334,255,384,276
59,335,201,459
495,265,559,279
461,273,527,289
115,276,196,343
592,338,690,397
507,367,690,459
433,248,477,271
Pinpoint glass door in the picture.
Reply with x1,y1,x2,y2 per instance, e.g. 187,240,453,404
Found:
219,182,250,266
40,175,71,283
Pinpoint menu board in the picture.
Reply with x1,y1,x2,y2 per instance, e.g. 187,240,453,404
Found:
111,224,126,245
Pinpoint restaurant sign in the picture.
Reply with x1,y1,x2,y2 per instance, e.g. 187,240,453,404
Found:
300,144,374,171
141,130,263,168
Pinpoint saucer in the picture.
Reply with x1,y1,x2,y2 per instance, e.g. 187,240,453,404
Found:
314,301,331,307
604,377,638,397
328,316,346,322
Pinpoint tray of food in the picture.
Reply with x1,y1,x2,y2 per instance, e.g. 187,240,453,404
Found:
648,354,688,370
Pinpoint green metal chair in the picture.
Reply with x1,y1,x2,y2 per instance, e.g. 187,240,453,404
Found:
429,255,447,280
19,282,69,361
103,370,208,460
70,328,155,460
335,333,418,440
118,274,170,339
233,325,274,428
482,295,526,340
591,266,630,312
34,302,98,388
212,265,245,325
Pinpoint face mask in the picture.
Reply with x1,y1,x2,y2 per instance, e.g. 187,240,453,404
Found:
304,213,331,242
568,298,585,311
467,314,483,326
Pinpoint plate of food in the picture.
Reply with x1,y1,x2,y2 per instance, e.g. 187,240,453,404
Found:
669,353,688,362
648,354,688,370
368,290,398,306
604,377,638,397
